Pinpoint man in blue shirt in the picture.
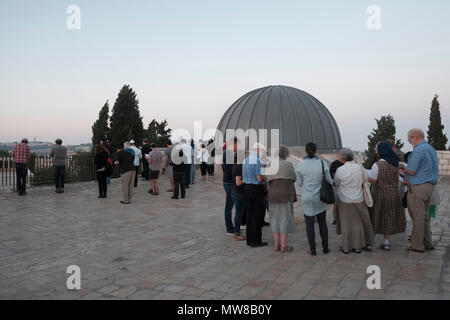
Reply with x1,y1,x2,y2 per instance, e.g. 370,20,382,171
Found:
399,128,439,253
243,143,267,247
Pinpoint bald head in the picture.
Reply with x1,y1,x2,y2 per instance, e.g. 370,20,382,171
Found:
407,128,425,147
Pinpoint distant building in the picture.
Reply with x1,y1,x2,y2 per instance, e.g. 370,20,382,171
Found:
216,85,342,158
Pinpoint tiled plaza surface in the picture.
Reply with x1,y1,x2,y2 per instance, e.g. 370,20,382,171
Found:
0,170,449,300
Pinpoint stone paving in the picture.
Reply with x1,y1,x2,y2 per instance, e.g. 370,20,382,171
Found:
0,170,449,300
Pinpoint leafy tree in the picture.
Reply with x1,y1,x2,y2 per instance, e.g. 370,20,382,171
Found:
427,94,448,150
109,85,144,150
145,119,172,147
91,100,110,146
0,149,10,157
364,114,404,168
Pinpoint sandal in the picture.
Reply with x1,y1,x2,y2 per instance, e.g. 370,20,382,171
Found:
281,246,293,253
274,245,280,252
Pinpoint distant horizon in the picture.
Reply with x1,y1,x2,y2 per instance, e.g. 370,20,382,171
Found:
1,1,449,152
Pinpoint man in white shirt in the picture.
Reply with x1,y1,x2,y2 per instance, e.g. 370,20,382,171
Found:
130,139,142,188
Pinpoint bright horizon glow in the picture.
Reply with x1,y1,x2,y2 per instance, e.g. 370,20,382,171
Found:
1,0,449,152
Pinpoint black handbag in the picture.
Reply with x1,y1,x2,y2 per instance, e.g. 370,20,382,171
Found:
319,160,335,204
402,191,408,208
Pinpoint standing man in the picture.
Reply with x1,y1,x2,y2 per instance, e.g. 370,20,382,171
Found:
222,138,237,235
162,140,175,192
141,139,151,181
50,138,67,193
172,142,186,199
130,140,142,188
12,138,30,196
99,138,113,184
399,128,439,253
243,142,267,247
114,142,136,204
181,139,192,189
147,143,162,195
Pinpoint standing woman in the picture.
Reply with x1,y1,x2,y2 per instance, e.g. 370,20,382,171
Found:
267,146,297,252
198,144,209,180
369,142,406,250
190,139,196,184
296,142,332,256
334,149,374,254
95,144,109,198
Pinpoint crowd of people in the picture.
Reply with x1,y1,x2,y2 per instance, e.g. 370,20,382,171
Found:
11,127,440,255
219,128,440,255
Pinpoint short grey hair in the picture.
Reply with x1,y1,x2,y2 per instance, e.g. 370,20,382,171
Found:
278,145,290,160
339,148,354,162
123,142,130,149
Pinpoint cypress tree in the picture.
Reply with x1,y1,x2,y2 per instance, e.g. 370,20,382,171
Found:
427,94,448,150
91,100,110,146
364,114,404,168
145,119,172,147
109,85,144,150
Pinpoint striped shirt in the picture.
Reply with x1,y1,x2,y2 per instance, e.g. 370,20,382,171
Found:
12,143,30,164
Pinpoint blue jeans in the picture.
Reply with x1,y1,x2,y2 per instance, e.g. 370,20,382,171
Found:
223,183,235,233
232,192,244,235
190,161,195,184
54,165,65,189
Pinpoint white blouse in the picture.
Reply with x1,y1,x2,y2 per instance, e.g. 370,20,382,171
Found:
197,149,209,163
334,162,364,203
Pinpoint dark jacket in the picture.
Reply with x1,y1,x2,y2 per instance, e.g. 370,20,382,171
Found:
95,151,109,171
222,150,234,184
114,150,134,174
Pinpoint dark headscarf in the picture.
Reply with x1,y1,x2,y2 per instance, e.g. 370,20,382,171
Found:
377,142,400,168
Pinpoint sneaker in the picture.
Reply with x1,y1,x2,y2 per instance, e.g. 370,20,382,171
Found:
226,231,235,236
171,196,179,199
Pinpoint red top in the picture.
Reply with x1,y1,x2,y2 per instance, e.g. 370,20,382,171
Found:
12,143,30,164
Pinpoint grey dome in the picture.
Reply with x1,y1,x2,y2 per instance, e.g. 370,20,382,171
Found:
216,85,342,150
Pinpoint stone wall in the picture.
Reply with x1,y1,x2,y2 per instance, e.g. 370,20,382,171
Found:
438,151,450,176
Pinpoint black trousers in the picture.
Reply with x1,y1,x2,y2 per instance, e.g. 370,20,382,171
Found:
304,211,329,250
184,164,191,186
54,165,65,189
15,163,27,194
134,166,139,187
244,184,266,245
97,171,107,196
142,160,149,180
173,172,186,198
200,162,207,176
207,163,214,175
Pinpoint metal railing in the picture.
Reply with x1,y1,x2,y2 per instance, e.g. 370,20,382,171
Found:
0,154,122,190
